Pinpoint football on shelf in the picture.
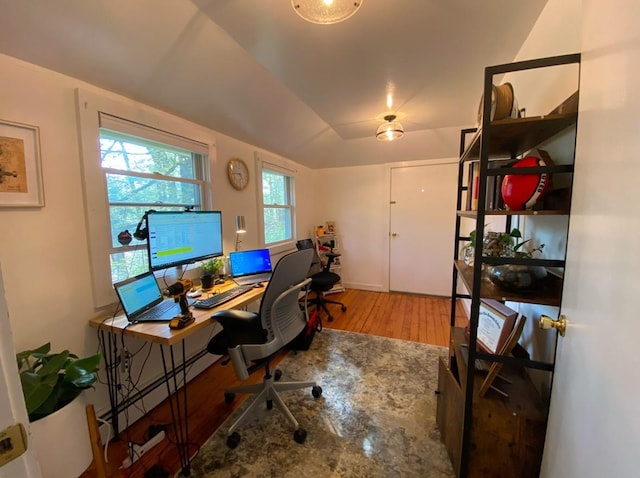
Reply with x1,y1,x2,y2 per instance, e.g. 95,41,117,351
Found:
501,152,552,210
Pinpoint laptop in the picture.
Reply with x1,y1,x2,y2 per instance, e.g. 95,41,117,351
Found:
229,248,273,286
114,271,183,323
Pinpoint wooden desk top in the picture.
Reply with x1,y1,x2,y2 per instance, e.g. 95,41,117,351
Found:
88,281,265,346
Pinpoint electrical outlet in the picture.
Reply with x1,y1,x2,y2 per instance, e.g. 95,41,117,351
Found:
120,349,131,373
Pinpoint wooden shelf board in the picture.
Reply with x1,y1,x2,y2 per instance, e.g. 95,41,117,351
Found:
461,113,578,163
454,260,562,306
457,209,569,218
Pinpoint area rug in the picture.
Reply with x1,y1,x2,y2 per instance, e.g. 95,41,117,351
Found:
189,329,455,477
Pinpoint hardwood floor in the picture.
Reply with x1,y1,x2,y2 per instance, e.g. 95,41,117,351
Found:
82,290,467,478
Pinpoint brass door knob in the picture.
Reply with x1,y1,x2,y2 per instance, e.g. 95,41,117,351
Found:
539,314,567,336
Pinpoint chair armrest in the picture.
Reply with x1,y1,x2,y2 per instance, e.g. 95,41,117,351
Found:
323,252,341,270
208,310,266,353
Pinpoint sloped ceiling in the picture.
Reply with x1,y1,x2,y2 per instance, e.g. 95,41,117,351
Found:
0,0,547,168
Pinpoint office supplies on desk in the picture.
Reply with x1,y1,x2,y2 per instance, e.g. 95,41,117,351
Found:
114,271,183,323
193,285,253,309
229,248,273,285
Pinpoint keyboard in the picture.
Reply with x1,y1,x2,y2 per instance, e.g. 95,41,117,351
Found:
135,300,180,322
192,285,254,309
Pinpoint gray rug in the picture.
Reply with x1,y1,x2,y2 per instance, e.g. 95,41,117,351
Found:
189,329,455,477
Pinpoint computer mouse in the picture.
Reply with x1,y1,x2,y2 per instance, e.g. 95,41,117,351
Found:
253,282,264,288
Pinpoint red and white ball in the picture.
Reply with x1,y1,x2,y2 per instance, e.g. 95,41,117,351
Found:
501,154,550,210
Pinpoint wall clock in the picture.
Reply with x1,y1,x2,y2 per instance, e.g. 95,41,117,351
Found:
227,158,249,190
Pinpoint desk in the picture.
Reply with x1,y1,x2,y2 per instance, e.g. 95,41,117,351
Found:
89,281,265,477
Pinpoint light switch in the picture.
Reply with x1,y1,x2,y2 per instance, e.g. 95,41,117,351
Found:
0,423,27,467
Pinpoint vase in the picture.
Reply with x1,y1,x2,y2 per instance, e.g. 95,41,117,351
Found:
29,393,93,478
487,264,548,291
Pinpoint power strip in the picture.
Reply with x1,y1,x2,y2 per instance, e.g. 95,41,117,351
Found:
121,430,166,469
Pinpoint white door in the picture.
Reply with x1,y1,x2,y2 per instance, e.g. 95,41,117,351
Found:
389,162,458,296
0,264,42,478
541,5,640,477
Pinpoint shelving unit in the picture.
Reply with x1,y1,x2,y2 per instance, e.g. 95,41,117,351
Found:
437,54,581,478
315,232,345,294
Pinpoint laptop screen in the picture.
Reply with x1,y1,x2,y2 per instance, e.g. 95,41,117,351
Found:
229,249,273,278
114,271,164,320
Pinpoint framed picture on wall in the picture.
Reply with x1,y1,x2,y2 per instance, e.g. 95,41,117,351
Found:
0,119,44,207
325,221,336,234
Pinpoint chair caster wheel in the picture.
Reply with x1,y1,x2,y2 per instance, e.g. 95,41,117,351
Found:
267,399,273,410
293,428,307,444
274,369,282,381
226,432,241,449
341,305,347,312
224,392,235,404
312,385,323,398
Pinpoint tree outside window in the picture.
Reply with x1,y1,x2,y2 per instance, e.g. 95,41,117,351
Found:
100,129,206,282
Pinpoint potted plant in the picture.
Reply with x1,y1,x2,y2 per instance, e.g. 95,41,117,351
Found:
200,257,223,289
483,228,547,291
16,343,101,477
17,342,101,422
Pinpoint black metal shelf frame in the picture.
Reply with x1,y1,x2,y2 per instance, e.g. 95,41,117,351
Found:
448,53,581,478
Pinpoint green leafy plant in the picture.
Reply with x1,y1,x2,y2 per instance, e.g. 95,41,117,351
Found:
201,257,223,275
16,343,101,422
465,227,544,258
502,227,545,258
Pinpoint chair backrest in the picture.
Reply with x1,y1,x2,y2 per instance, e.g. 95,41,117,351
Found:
239,249,313,364
296,238,322,275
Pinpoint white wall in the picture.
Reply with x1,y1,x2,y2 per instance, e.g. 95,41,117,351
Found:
0,53,317,423
314,165,390,291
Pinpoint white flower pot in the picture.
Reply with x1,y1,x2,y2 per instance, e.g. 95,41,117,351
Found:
29,393,93,478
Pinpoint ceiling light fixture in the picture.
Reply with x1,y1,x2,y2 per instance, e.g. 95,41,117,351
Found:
291,0,363,25
376,115,404,142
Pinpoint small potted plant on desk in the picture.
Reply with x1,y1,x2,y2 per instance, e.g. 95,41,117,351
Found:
200,257,223,290
16,343,101,478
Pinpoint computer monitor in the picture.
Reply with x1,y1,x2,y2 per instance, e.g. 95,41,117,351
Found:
145,210,223,271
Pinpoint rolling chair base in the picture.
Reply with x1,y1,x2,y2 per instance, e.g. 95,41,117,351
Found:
223,366,322,448
308,295,347,322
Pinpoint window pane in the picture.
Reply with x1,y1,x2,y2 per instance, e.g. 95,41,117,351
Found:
262,170,289,205
108,205,184,248
106,173,199,205
264,207,292,243
110,250,150,283
100,127,207,282
100,131,196,179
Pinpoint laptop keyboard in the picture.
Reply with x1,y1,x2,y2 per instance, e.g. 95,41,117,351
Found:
234,273,271,285
193,285,254,309
136,300,178,321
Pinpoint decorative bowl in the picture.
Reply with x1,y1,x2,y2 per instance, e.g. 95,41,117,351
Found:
487,264,548,291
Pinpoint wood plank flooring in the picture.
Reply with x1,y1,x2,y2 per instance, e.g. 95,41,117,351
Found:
81,290,468,478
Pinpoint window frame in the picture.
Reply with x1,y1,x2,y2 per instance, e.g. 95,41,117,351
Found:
76,88,215,307
99,127,209,284
255,152,297,255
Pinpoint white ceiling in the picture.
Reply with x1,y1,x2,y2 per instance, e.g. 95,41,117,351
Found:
0,0,547,169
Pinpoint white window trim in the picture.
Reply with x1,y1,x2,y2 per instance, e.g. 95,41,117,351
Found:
76,88,216,307
254,151,297,256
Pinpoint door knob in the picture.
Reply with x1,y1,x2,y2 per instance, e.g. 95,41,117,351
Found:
539,314,567,336
391,232,398,237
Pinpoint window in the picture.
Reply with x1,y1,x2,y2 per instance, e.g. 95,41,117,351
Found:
261,168,294,246
99,128,207,283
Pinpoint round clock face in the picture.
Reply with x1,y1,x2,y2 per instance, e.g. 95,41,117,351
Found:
227,158,249,190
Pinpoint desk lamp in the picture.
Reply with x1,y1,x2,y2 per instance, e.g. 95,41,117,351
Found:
235,215,246,251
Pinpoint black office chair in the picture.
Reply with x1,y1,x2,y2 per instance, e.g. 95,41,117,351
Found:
296,238,347,322
207,249,323,448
